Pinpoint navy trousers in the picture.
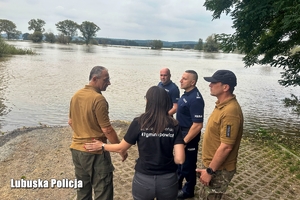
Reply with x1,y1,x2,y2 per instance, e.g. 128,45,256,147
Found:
178,133,200,196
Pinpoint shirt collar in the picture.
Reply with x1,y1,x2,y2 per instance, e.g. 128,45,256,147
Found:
184,87,197,95
85,85,102,94
162,80,173,86
215,95,236,109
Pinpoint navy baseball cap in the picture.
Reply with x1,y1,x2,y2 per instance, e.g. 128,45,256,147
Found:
204,70,237,87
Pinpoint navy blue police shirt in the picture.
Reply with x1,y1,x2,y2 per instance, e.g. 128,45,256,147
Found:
158,80,180,104
177,87,205,128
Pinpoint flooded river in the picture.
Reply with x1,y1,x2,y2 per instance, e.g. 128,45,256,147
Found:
0,41,299,136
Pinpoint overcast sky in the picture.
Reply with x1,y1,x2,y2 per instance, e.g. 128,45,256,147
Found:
0,0,234,42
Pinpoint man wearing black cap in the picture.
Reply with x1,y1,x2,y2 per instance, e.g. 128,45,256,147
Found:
196,70,244,199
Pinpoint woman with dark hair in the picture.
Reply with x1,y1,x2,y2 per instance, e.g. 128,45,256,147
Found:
85,86,185,200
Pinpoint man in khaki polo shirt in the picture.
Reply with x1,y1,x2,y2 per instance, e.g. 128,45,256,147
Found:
68,66,128,200
196,70,243,200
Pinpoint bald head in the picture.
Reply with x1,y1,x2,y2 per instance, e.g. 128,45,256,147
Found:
160,68,171,85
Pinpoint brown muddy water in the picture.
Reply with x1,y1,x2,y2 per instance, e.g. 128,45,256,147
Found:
0,41,299,136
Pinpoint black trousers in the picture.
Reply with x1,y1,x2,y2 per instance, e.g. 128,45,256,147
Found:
177,133,200,195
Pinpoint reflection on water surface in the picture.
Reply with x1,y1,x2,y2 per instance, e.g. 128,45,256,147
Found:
0,41,299,136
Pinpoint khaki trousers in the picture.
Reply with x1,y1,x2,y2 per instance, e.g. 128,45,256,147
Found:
71,149,115,200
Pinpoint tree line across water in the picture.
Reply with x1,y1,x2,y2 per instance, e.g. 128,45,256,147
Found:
0,18,221,52
0,19,99,46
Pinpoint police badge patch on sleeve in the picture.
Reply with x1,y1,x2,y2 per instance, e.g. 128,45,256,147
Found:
226,125,231,137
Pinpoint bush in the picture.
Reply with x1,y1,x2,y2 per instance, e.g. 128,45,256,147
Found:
0,37,35,57
44,32,56,43
28,31,43,43
151,40,163,49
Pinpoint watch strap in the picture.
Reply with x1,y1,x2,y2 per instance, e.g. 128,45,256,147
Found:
102,143,106,151
206,167,216,175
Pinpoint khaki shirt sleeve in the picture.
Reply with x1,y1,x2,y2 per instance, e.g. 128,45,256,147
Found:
220,116,241,145
94,96,111,128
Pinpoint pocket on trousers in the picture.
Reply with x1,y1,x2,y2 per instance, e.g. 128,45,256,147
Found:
97,172,113,187
132,173,152,199
94,152,115,173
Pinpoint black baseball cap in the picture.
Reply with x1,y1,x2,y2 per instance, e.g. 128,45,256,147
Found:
203,70,237,87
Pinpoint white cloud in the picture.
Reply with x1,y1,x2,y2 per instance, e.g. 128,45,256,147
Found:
0,0,235,41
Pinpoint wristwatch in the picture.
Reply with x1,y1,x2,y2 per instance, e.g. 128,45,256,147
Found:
206,167,216,175
102,143,106,151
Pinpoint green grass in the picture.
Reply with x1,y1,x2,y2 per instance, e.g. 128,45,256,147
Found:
0,37,35,57
244,127,300,180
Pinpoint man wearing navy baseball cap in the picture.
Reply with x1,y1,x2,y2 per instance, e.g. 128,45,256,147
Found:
196,70,244,200
204,69,237,90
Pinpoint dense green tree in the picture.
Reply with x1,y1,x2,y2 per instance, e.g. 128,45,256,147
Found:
9,30,21,40
28,19,46,32
78,21,100,45
22,33,30,40
204,0,300,87
204,0,300,114
203,35,219,52
0,19,21,40
44,32,56,43
55,20,78,44
28,31,43,43
194,38,204,51
151,40,163,49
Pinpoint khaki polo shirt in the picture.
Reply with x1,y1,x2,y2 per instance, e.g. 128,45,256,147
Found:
69,85,111,153
202,95,243,171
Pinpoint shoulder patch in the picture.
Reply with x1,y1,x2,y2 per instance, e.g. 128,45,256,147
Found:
226,125,231,137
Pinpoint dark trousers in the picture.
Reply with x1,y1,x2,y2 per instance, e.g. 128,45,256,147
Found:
71,149,115,200
177,134,200,196
132,171,178,200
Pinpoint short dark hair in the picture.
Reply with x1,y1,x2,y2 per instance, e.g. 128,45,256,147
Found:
185,70,198,83
89,66,107,81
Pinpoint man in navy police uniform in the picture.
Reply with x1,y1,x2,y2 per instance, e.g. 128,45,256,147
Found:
158,68,180,116
177,70,205,199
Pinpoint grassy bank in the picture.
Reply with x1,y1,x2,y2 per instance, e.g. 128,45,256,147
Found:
0,37,35,57
244,128,300,180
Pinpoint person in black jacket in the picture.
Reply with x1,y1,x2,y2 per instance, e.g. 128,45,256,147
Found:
84,86,185,200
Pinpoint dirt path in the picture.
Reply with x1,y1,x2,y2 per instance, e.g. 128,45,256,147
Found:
0,121,299,200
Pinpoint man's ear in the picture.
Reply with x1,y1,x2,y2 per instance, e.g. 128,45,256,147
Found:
191,80,196,86
91,76,98,82
223,84,230,91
